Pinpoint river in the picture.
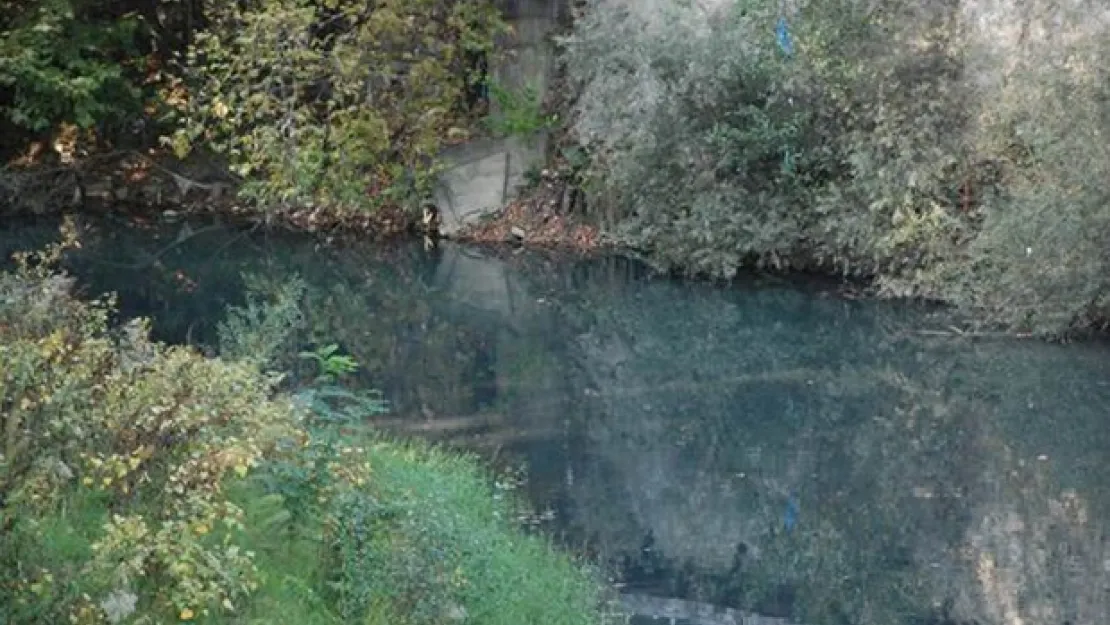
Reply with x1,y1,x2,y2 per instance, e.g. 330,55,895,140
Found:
4,212,1110,625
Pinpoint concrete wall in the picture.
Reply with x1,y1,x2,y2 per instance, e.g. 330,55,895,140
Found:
433,0,565,235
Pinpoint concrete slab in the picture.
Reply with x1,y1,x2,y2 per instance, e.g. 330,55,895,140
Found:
430,0,562,236
435,148,509,235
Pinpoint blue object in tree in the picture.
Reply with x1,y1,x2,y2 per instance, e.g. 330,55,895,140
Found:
775,16,794,57
784,492,800,531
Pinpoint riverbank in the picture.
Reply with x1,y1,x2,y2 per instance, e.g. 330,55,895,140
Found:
0,149,418,238
0,139,1083,342
0,145,608,254
0,227,618,625
0,152,1019,342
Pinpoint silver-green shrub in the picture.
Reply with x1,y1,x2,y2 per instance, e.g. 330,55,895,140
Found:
564,0,1110,335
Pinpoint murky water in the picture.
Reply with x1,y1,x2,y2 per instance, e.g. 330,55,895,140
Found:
5,213,1110,625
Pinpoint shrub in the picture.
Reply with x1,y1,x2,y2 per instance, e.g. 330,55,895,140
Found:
166,0,508,215
564,0,1110,335
0,1,145,135
0,219,305,623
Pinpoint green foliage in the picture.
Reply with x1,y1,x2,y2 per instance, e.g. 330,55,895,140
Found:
565,0,1110,335
166,0,509,214
217,272,307,369
0,0,145,133
483,78,556,139
0,219,304,623
320,440,610,625
299,343,359,385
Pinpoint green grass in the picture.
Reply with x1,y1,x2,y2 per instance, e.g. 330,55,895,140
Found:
232,436,611,625
222,435,609,625
353,439,606,625
5,436,613,625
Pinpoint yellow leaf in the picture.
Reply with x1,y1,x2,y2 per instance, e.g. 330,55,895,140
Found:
168,131,192,160
233,463,249,478
180,608,195,620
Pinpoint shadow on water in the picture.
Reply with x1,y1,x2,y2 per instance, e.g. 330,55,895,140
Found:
4,213,1110,625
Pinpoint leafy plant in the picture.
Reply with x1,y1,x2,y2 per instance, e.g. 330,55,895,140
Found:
165,0,509,215
483,78,556,139
299,343,359,385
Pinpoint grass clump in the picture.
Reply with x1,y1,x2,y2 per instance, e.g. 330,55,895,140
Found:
0,221,616,625
327,440,605,625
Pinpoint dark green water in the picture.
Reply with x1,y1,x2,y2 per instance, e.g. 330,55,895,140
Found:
5,213,1110,625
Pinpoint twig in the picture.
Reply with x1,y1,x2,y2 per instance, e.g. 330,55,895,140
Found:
915,327,1034,339
82,223,228,270
125,150,233,199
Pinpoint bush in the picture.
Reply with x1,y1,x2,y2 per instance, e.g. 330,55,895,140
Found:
166,0,508,214
0,1,145,136
0,219,305,623
563,0,1110,335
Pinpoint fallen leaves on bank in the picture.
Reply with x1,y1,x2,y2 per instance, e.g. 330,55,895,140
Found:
454,181,605,253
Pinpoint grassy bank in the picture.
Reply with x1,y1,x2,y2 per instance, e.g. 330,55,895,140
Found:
226,441,608,625
0,223,616,625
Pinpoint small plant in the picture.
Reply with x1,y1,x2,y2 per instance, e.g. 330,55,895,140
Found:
483,78,556,139
299,343,359,385
217,272,307,369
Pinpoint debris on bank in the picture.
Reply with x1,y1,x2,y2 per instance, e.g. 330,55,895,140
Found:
2,142,603,250
453,173,604,253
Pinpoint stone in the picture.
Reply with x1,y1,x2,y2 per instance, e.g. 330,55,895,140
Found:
445,603,468,622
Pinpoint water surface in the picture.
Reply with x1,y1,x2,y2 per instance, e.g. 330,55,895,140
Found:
5,214,1110,625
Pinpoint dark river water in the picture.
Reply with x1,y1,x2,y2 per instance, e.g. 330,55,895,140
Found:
5,213,1110,625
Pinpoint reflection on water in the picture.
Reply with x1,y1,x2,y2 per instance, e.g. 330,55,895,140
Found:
5,214,1110,625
